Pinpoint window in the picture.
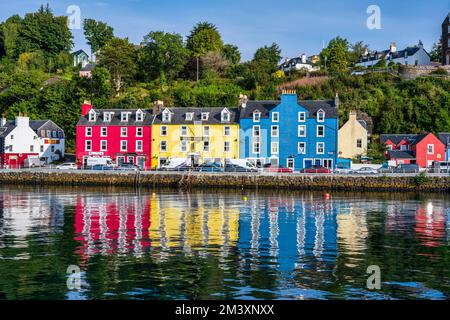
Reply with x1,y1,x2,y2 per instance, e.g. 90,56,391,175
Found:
201,112,209,121
52,131,57,138
40,145,44,152
357,139,362,148
9,145,12,152
186,112,194,121
317,142,325,154
136,127,143,137
101,127,107,137
162,110,171,122
40,130,45,137
121,112,129,122
85,127,92,137
10,135,14,140
253,111,261,122
224,126,230,136
160,126,167,136
160,141,167,152
101,140,107,151
117,157,125,166
224,141,230,152
272,112,279,122
253,142,260,154
88,111,96,122
136,110,144,122
317,110,325,122
253,126,260,138
323,159,333,168
51,146,55,152
181,126,187,136
203,126,210,137
271,142,279,154
121,140,127,152
47,130,51,137
317,125,324,137
298,125,306,137
180,140,187,152
298,142,306,154
30,145,34,152
427,144,434,154
221,110,230,122
127,156,134,164
287,158,295,169
271,125,279,137
298,112,306,122
104,112,112,122
85,140,92,151
136,140,143,152
203,141,210,152
121,127,127,137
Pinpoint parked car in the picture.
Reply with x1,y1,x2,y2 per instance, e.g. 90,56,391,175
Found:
92,164,114,171
393,164,420,173
350,167,379,175
194,163,223,173
262,164,293,173
23,157,46,168
225,164,258,173
56,163,77,170
300,166,332,174
115,163,140,172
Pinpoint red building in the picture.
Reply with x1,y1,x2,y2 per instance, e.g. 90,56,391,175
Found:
76,101,153,169
381,133,446,168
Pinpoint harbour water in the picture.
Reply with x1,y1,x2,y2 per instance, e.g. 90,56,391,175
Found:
0,186,448,300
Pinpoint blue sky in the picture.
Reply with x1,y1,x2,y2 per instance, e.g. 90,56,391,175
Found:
1,0,449,61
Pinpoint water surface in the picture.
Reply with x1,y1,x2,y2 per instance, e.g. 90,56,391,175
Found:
0,186,449,300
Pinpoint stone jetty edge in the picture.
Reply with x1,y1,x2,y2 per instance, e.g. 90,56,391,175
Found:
0,171,449,192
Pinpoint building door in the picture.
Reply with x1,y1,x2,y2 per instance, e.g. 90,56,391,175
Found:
323,159,333,169
136,157,145,170
10,156,18,169
304,159,313,169
127,156,134,164
315,159,322,166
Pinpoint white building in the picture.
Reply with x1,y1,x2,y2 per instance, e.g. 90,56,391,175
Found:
355,41,431,67
0,116,65,168
280,53,320,73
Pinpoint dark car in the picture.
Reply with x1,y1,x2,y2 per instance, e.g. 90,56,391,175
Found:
300,165,332,174
194,163,223,173
224,164,258,173
115,163,140,172
92,164,114,171
393,164,420,173
263,164,293,173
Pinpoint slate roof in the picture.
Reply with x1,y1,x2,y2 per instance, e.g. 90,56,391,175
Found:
380,134,417,145
0,119,62,138
410,133,430,146
387,150,415,159
153,107,239,125
357,44,427,64
72,49,88,56
239,100,338,119
438,133,450,146
280,56,315,69
358,120,368,131
77,109,154,126
80,63,96,72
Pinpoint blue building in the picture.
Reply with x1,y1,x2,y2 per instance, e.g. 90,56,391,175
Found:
438,133,450,161
239,90,339,171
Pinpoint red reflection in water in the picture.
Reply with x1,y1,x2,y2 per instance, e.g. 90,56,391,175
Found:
415,204,446,248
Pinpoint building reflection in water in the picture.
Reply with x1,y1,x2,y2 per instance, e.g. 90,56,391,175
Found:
414,202,446,248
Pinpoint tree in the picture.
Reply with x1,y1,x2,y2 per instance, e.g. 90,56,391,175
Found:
253,43,282,68
186,22,223,56
350,41,369,65
222,44,241,64
201,51,230,76
83,19,114,58
138,31,189,82
97,37,137,95
320,37,350,73
0,15,22,58
429,41,442,62
15,5,73,58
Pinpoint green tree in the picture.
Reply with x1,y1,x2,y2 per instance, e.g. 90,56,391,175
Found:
429,41,442,62
350,41,369,65
0,15,22,58
138,31,189,82
186,22,224,55
222,44,241,64
83,19,114,58
97,37,137,95
253,43,282,68
321,37,350,73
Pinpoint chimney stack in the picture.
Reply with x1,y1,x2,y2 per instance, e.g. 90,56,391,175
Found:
390,42,397,53
81,100,93,116
335,92,339,108
153,100,164,115
301,53,307,64
15,115,30,127
239,94,248,109
349,110,357,121
0,116,6,127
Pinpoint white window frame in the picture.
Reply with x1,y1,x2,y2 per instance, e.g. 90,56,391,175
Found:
85,127,92,137
121,140,127,152
100,140,107,151
317,110,325,122
272,112,279,123
181,126,187,136
224,126,230,136
121,112,129,122
136,127,143,137
162,110,171,122
203,126,210,137
427,144,434,154
100,127,107,137
88,110,96,122
224,141,230,152
357,139,362,149
121,127,127,137
271,142,279,155
298,112,306,122
271,125,279,138
103,112,112,122
253,111,261,122
201,112,209,121
136,140,143,152
253,142,260,154
160,141,167,152
253,125,260,138
160,126,167,136
180,140,188,152
136,110,144,122
85,140,92,151
317,125,325,137
298,142,306,155
221,110,231,122
203,140,210,152
317,142,325,155
298,125,306,137
186,112,194,121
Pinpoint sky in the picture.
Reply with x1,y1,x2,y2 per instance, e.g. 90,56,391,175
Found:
0,0,449,61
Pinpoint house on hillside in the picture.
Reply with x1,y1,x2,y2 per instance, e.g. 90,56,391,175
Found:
72,49,89,68
381,133,445,168
280,54,320,74
338,111,368,159
356,42,431,67
79,63,96,78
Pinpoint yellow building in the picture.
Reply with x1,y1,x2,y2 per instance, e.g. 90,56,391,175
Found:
338,111,368,159
151,105,240,168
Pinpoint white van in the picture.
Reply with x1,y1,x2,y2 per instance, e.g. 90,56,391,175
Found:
225,159,259,171
23,157,46,168
159,158,188,171
85,157,116,168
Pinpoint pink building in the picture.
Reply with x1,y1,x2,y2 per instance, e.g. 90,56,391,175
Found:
76,101,153,170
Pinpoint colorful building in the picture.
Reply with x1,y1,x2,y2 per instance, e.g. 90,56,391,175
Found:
0,116,65,168
239,90,339,170
338,111,368,160
382,133,446,168
438,133,450,161
151,103,240,168
76,101,153,169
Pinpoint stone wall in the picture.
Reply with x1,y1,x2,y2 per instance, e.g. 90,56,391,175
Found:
0,171,449,192
399,65,450,79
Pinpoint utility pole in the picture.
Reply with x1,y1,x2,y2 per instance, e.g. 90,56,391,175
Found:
196,56,199,82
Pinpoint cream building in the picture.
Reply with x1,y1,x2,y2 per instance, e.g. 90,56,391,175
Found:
338,111,368,159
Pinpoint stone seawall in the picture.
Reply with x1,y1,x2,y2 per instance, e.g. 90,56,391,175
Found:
0,171,449,192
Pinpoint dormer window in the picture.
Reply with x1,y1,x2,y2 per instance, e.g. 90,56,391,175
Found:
88,110,97,122
253,111,261,122
121,112,131,122
221,109,231,122
186,112,194,121
201,112,209,121
317,110,325,122
162,109,172,122
104,112,112,122
136,110,144,122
